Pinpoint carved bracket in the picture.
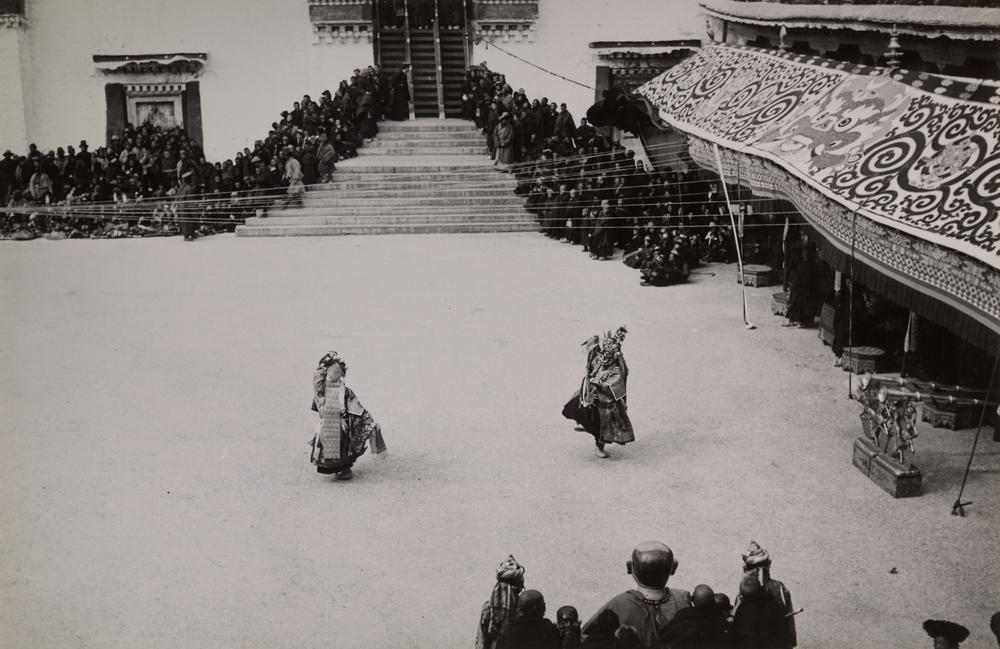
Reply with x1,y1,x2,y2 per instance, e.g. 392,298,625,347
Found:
309,0,373,44
0,13,27,29
313,23,372,44
474,22,534,42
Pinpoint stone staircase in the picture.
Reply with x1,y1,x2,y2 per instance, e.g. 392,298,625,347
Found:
235,119,539,237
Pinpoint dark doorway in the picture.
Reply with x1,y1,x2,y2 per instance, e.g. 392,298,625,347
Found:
374,0,469,118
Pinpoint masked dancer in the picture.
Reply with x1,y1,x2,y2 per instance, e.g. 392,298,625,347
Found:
310,351,387,480
562,326,634,458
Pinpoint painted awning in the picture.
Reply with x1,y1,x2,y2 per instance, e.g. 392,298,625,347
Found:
93,53,207,75
635,44,1000,342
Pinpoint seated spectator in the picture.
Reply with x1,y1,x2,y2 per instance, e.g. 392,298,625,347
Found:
736,541,796,647
583,542,692,649
732,575,790,649
556,606,582,649
581,610,619,649
658,584,730,649
922,620,969,649
613,625,642,649
495,590,562,649
476,555,526,649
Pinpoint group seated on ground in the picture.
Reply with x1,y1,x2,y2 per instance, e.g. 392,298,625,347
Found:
476,540,798,649
460,65,738,285
0,65,387,239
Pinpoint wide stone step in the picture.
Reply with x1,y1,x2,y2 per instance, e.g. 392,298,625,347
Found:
235,221,540,236
377,122,480,133
368,137,486,148
374,131,484,142
303,186,514,198
361,146,488,156
244,213,535,226
263,204,522,217
302,195,525,208
323,180,514,191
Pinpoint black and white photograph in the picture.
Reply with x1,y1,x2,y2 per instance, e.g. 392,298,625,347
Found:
1,1,999,647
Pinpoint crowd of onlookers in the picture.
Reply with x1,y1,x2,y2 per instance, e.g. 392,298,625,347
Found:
476,542,998,649
0,65,388,240
461,65,738,286
476,541,798,649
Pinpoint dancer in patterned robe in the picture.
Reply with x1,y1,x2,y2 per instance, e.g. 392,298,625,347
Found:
562,326,635,458
310,351,386,480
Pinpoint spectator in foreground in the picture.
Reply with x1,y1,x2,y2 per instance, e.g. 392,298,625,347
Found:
495,589,562,649
581,609,619,649
658,584,730,649
922,619,969,649
583,542,692,648
557,606,582,649
732,575,789,649
736,541,796,647
476,555,526,649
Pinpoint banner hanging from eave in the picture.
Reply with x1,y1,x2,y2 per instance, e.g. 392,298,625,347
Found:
636,44,1000,333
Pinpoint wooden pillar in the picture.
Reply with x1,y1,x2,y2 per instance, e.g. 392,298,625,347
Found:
433,0,445,118
403,0,414,119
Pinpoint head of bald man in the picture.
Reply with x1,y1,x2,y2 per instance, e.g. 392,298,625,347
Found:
692,584,716,608
516,589,546,619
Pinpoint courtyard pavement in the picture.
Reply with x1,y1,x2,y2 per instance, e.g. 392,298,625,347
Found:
1,233,997,649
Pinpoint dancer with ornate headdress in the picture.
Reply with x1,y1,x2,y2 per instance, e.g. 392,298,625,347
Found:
562,326,635,458
310,351,387,480
476,555,526,649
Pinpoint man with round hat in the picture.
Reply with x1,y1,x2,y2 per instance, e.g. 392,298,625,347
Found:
175,169,198,240
923,619,969,649
582,542,691,648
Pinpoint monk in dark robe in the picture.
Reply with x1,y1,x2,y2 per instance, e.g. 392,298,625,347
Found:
175,170,198,241
390,65,411,120
785,243,821,328
356,90,378,141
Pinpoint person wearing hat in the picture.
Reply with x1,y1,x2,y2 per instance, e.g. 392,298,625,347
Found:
923,620,969,649
476,555,526,649
0,150,16,202
310,351,386,480
494,112,516,172
734,541,796,647
174,169,198,240
732,574,790,649
582,542,691,648
562,326,634,458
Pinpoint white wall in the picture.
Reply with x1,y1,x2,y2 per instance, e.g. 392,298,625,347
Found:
21,0,374,161
12,0,707,161
0,24,30,154
473,0,706,124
